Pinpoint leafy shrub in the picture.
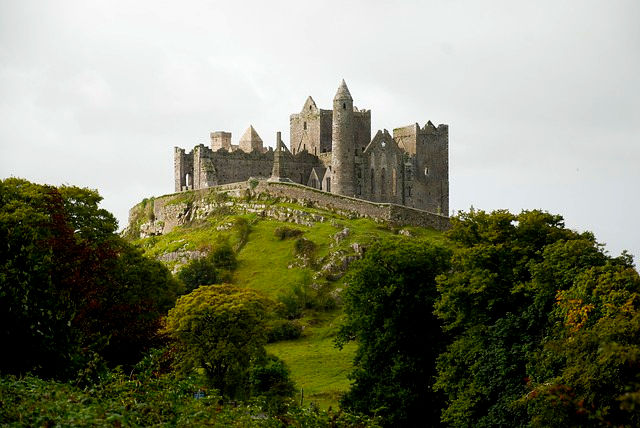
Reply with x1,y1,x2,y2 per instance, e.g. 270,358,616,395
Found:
164,284,276,398
266,319,303,343
178,241,238,293
177,257,219,293
278,284,313,319
0,372,380,426
274,226,304,240
250,354,296,414
294,237,316,258
233,217,251,251
210,239,238,270
278,282,337,319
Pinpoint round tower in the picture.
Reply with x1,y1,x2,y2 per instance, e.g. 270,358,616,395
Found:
331,79,355,196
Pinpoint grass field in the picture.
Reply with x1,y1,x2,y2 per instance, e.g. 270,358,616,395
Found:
267,310,356,409
132,197,443,409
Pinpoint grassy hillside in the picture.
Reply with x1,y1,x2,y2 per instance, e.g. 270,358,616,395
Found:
129,195,444,409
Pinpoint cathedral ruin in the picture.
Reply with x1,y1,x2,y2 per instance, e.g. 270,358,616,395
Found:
174,80,449,215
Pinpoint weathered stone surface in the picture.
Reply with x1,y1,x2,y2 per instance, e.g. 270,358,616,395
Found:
333,227,350,243
127,179,450,240
173,80,448,215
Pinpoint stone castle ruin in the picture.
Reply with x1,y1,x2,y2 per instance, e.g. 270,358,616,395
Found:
174,80,449,215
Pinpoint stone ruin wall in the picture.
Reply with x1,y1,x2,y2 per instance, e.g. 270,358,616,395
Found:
359,130,405,206
393,123,449,214
129,179,450,239
207,149,274,184
174,145,277,192
278,151,323,185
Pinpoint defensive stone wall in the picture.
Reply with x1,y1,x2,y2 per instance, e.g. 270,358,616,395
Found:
129,179,449,238
256,181,449,230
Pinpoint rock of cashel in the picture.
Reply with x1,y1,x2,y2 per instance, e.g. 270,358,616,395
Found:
169,80,449,231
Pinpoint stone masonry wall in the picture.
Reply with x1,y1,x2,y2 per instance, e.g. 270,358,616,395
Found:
256,181,449,230
128,179,449,239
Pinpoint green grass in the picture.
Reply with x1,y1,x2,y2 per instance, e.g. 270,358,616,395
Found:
131,197,444,410
233,218,314,297
267,310,356,410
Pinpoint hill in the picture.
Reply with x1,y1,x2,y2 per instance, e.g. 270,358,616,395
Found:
125,185,445,408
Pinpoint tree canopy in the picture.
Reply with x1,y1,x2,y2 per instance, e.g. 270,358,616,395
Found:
337,238,451,427
434,209,640,427
0,178,180,379
164,284,278,399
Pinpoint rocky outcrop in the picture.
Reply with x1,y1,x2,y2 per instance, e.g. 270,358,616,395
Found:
126,180,449,240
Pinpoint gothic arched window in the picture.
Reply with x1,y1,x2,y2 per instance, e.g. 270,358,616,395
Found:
370,168,375,195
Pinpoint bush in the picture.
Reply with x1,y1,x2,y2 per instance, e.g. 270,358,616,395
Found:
294,238,316,258
266,320,303,343
177,257,219,293
274,226,304,240
0,372,380,426
210,240,237,270
278,284,313,319
250,354,296,414
277,279,339,319
233,217,251,251
178,241,238,293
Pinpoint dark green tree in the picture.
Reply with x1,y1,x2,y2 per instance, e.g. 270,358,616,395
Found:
0,178,180,378
337,239,451,427
524,257,640,427
177,257,219,293
434,209,629,427
177,241,237,294
250,354,296,414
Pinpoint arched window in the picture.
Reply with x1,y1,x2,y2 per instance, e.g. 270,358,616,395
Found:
392,168,397,196
303,121,307,130
381,168,386,196
343,102,346,109
370,168,375,195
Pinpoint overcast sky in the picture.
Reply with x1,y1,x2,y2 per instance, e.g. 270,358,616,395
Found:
1,0,638,262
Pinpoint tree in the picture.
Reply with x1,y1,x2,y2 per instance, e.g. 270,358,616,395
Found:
177,241,237,294
524,258,640,427
434,209,631,427
0,178,180,378
336,238,451,427
178,257,219,293
164,284,276,398
250,354,296,414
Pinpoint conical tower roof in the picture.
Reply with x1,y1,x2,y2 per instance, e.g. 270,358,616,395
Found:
334,79,352,101
239,125,263,143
